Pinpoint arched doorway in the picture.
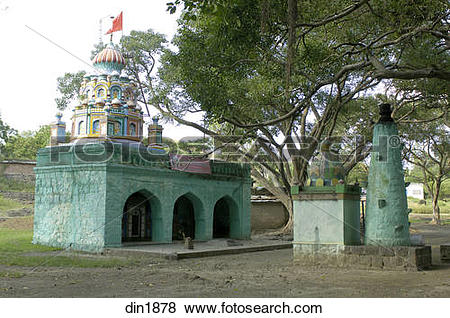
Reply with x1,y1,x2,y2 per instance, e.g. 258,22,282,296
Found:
122,192,152,242
213,198,231,238
172,195,195,240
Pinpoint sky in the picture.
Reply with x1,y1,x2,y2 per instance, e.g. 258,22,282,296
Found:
0,0,203,140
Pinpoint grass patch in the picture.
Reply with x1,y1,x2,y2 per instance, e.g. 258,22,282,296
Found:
0,271,25,278
0,228,139,268
0,195,24,212
407,198,450,214
0,176,35,192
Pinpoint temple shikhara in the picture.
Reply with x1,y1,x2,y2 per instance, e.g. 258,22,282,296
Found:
34,22,251,252
72,42,144,142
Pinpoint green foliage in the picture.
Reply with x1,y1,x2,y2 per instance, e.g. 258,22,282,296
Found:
0,271,25,278
91,42,107,60
0,227,138,268
3,126,50,160
408,199,450,215
0,195,23,212
0,177,35,193
347,162,369,184
0,114,17,159
55,71,86,111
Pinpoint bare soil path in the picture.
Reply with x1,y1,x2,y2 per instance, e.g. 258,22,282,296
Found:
1,223,449,298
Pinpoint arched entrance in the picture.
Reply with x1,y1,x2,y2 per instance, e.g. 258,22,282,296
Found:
122,192,152,242
213,198,231,238
172,195,196,240
213,196,240,239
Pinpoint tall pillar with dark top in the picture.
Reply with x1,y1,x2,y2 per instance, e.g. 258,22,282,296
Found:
364,103,410,246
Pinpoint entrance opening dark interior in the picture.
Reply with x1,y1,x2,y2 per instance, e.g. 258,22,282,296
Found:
122,192,151,242
213,198,230,238
172,196,195,240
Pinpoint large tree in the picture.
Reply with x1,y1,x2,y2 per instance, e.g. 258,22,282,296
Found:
56,0,449,231
149,0,449,231
402,117,449,224
3,126,51,160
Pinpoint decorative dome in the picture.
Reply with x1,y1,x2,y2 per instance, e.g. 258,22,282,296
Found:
92,42,125,74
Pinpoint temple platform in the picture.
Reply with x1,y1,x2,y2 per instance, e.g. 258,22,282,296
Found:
105,238,292,260
293,244,432,271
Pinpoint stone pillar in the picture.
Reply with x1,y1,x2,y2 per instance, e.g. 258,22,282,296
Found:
148,116,163,145
50,113,66,145
364,104,410,246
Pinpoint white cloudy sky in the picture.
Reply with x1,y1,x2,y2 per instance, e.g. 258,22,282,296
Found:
0,0,203,140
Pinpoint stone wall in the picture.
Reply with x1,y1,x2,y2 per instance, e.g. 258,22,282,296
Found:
251,200,288,230
293,244,432,271
0,160,36,182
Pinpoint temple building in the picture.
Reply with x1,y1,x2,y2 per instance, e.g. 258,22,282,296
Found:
33,41,251,252
72,42,144,142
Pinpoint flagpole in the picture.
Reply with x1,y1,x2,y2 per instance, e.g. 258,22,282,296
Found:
121,11,124,43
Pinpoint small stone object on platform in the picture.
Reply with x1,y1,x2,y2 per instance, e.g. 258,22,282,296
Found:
184,237,194,249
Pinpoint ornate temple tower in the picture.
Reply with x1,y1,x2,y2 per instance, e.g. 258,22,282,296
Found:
33,19,252,253
71,42,144,141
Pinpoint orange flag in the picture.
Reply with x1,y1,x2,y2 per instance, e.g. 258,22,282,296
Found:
105,12,123,34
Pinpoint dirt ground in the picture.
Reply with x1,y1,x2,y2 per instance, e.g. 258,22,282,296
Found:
1,222,449,298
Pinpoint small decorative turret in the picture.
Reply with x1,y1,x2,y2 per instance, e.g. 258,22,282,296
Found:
148,116,163,145
50,113,66,145
308,141,345,187
364,103,410,246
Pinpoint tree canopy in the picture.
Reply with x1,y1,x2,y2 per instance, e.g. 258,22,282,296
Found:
54,0,449,231
2,126,51,160
0,114,16,159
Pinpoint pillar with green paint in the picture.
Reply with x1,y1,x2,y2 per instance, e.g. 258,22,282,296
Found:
364,104,410,246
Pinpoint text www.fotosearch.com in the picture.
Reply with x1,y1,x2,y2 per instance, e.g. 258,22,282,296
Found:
125,301,323,315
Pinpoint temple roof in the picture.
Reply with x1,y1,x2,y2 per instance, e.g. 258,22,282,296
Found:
92,42,125,73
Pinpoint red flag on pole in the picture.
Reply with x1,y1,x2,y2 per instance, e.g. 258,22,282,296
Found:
105,12,123,34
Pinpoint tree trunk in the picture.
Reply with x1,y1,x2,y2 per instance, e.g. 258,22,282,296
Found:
430,181,441,225
250,168,294,234
280,198,294,234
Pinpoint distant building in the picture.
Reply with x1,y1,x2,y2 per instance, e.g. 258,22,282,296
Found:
406,183,424,200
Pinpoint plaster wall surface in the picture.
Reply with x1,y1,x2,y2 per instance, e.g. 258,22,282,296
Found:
365,121,410,246
33,165,107,251
33,143,251,252
293,186,361,246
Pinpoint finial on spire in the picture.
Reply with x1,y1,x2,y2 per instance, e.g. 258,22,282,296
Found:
378,103,393,123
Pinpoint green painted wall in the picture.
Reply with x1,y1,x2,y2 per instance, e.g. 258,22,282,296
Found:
33,142,251,252
293,196,360,245
293,185,360,247
33,165,107,251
